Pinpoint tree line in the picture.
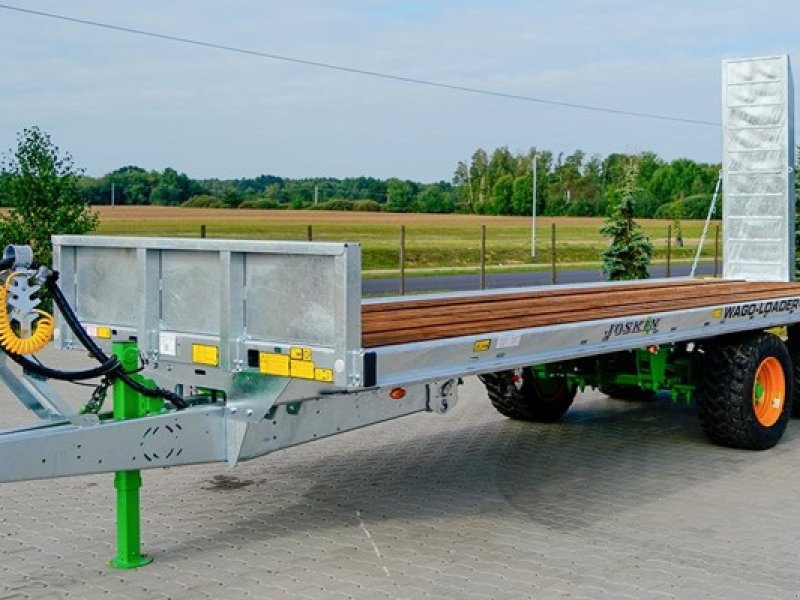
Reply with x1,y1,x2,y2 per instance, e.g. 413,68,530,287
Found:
63,147,723,219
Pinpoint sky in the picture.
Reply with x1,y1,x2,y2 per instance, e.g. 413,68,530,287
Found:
0,1,798,182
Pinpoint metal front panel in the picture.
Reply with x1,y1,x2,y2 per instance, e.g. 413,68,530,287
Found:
245,253,337,346
161,250,220,334
722,55,795,281
73,246,139,326
52,236,363,390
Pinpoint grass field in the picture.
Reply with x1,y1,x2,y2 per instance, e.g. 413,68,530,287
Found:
94,206,721,273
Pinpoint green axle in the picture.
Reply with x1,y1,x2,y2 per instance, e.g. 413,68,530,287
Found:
535,345,697,402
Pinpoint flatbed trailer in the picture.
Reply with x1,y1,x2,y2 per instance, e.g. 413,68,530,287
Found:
0,54,795,567
1,235,799,485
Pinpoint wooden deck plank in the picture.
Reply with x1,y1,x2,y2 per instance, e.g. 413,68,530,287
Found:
362,280,800,348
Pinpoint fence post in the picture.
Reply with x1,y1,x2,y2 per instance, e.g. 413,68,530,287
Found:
399,225,406,296
480,225,486,290
666,225,671,278
550,222,557,285
200,224,206,239
713,224,720,277
307,225,313,241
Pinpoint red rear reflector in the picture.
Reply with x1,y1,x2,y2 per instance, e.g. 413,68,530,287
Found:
389,388,407,400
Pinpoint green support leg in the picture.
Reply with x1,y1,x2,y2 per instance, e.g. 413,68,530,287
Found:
110,341,153,569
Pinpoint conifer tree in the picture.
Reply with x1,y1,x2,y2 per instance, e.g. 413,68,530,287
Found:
600,158,653,280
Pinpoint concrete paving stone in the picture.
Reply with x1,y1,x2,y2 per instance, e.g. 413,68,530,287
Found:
4,354,800,598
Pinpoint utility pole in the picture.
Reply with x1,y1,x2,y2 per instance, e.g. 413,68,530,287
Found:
531,152,537,260
111,182,115,207
314,185,319,206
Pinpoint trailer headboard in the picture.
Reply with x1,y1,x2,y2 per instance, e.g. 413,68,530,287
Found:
52,236,365,390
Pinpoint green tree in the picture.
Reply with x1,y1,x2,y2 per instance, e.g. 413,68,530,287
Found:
600,159,653,280
0,127,97,265
101,166,155,205
386,178,415,212
469,149,489,212
511,175,532,216
490,175,514,215
417,184,454,213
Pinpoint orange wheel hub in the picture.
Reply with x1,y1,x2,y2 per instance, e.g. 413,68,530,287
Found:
752,357,785,427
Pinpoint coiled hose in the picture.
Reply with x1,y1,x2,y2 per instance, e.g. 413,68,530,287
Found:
0,268,121,381
0,272,54,355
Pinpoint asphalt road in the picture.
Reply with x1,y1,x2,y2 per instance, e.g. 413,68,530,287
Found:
364,262,716,295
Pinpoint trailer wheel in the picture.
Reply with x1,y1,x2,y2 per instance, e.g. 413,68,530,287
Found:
598,384,653,402
697,333,793,450
480,368,576,422
785,335,800,418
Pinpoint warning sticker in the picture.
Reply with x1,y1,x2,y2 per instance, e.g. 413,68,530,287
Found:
473,339,491,353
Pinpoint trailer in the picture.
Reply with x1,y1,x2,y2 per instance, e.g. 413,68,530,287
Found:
0,55,795,567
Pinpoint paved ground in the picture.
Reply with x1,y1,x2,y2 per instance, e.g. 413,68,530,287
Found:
1,349,800,599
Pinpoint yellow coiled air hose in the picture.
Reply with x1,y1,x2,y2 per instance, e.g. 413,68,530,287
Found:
0,272,55,355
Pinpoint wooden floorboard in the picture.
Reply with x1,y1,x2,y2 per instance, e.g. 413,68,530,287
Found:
362,279,800,348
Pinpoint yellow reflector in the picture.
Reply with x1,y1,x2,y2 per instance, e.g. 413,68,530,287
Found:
290,347,303,360
259,353,290,376
96,327,112,339
314,368,334,382
191,344,219,366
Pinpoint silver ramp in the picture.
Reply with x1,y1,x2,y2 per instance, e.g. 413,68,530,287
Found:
722,54,795,281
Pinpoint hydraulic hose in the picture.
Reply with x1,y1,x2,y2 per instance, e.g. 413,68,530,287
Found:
6,349,120,381
45,274,188,409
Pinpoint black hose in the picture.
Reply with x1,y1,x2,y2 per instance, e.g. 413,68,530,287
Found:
45,273,189,409
6,349,120,381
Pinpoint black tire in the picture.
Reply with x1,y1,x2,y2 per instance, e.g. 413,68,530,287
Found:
696,333,793,450
598,384,654,402
479,367,576,422
785,334,800,418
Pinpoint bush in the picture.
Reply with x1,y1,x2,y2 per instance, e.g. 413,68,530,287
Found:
653,194,717,220
352,199,381,212
238,199,283,209
181,195,227,208
309,199,354,211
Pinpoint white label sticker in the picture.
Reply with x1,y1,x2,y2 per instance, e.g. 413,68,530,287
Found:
159,332,177,356
496,335,521,349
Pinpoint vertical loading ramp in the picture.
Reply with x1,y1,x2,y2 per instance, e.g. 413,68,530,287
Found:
722,55,795,281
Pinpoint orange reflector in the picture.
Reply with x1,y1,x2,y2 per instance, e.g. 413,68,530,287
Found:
389,387,407,400
647,345,659,354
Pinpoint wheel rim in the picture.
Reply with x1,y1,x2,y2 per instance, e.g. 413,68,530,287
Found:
752,357,785,427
